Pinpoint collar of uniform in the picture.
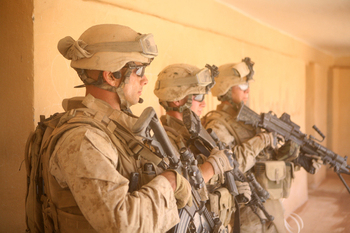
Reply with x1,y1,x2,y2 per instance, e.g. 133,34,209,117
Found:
217,102,241,116
62,96,86,111
82,94,114,115
82,94,138,131
165,114,190,140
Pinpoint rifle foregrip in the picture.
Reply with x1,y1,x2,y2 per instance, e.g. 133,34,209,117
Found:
236,194,249,204
264,212,274,222
246,172,270,201
256,197,274,222
296,155,315,174
224,171,239,196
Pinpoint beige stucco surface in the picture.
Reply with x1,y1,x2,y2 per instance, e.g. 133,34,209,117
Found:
0,0,34,232
331,68,350,159
305,63,329,188
1,0,350,231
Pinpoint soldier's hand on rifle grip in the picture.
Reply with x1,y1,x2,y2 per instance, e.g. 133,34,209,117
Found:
312,158,323,174
206,148,234,184
163,170,193,209
258,132,278,149
276,140,300,161
294,155,315,174
235,181,252,204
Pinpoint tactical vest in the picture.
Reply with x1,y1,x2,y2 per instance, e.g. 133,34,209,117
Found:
202,103,260,147
202,103,294,200
39,96,162,232
161,114,235,228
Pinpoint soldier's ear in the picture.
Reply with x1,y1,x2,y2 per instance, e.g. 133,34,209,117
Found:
169,100,181,107
103,71,121,87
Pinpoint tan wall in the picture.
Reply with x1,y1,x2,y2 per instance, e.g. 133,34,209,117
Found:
305,63,328,188
0,0,34,232
1,0,340,230
328,58,350,193
334,56,350,67
33,0,335,219
331,66,350,163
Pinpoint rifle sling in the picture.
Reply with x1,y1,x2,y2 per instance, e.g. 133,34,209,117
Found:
232,198,240,233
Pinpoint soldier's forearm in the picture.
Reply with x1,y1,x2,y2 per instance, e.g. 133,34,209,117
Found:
199,162,215,183
160,170,177,191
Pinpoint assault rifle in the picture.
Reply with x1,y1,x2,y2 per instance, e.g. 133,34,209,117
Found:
182,108,274,226
236,103,350,194
132,107,226,233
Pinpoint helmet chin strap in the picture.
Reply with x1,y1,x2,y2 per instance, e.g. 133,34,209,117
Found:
76,69,141,112
218,87,241,111
160,94,193,113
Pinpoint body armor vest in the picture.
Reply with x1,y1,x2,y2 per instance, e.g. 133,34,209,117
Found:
203,103,260,147
203,103,294,201
160,114,235,228
40,96,162,232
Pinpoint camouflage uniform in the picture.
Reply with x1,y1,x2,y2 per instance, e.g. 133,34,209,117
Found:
38,24,190,233
44,94,179,232
202,59,298,233
203,102,287,233
160,114,236,228
154,64,252,231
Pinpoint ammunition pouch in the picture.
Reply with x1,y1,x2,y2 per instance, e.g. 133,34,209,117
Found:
141,162,157,185
208,187,235,227
254,161,294,199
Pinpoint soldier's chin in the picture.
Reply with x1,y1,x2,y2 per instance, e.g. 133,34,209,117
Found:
193,110,201,116
125,97,141,107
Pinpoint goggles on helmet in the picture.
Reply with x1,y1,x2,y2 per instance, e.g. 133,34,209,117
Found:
155,68,213,90
85,33,158,57
223,58,254,82
238,83,249,91
193,94,205,102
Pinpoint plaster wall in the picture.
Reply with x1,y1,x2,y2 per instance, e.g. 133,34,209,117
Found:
334,56,350,67
33,0,332,219
305,63,328,188
0,0,339,231
0,1,34,232
328,58,350,193
331,67,350,164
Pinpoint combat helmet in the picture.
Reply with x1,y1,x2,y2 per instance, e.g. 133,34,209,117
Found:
154,63,218,112
211,57,255,102
57,24,158,110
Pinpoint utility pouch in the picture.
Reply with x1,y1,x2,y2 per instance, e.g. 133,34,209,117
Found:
208,187,235,227
254,161,294,199
141,162,156,185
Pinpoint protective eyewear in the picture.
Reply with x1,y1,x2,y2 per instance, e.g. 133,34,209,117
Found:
86,33,158,57
193,94,205,102
155,68,213,89
125,62,148,77
129,63,147,77
238,83,249,91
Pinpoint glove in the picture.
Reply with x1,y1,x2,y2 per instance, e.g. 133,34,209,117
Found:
276,140,300,161
258,132,277,149
235,181,252,204
312,159,323,174
171,170,193,209
294,155,322,174
206,148,234,184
